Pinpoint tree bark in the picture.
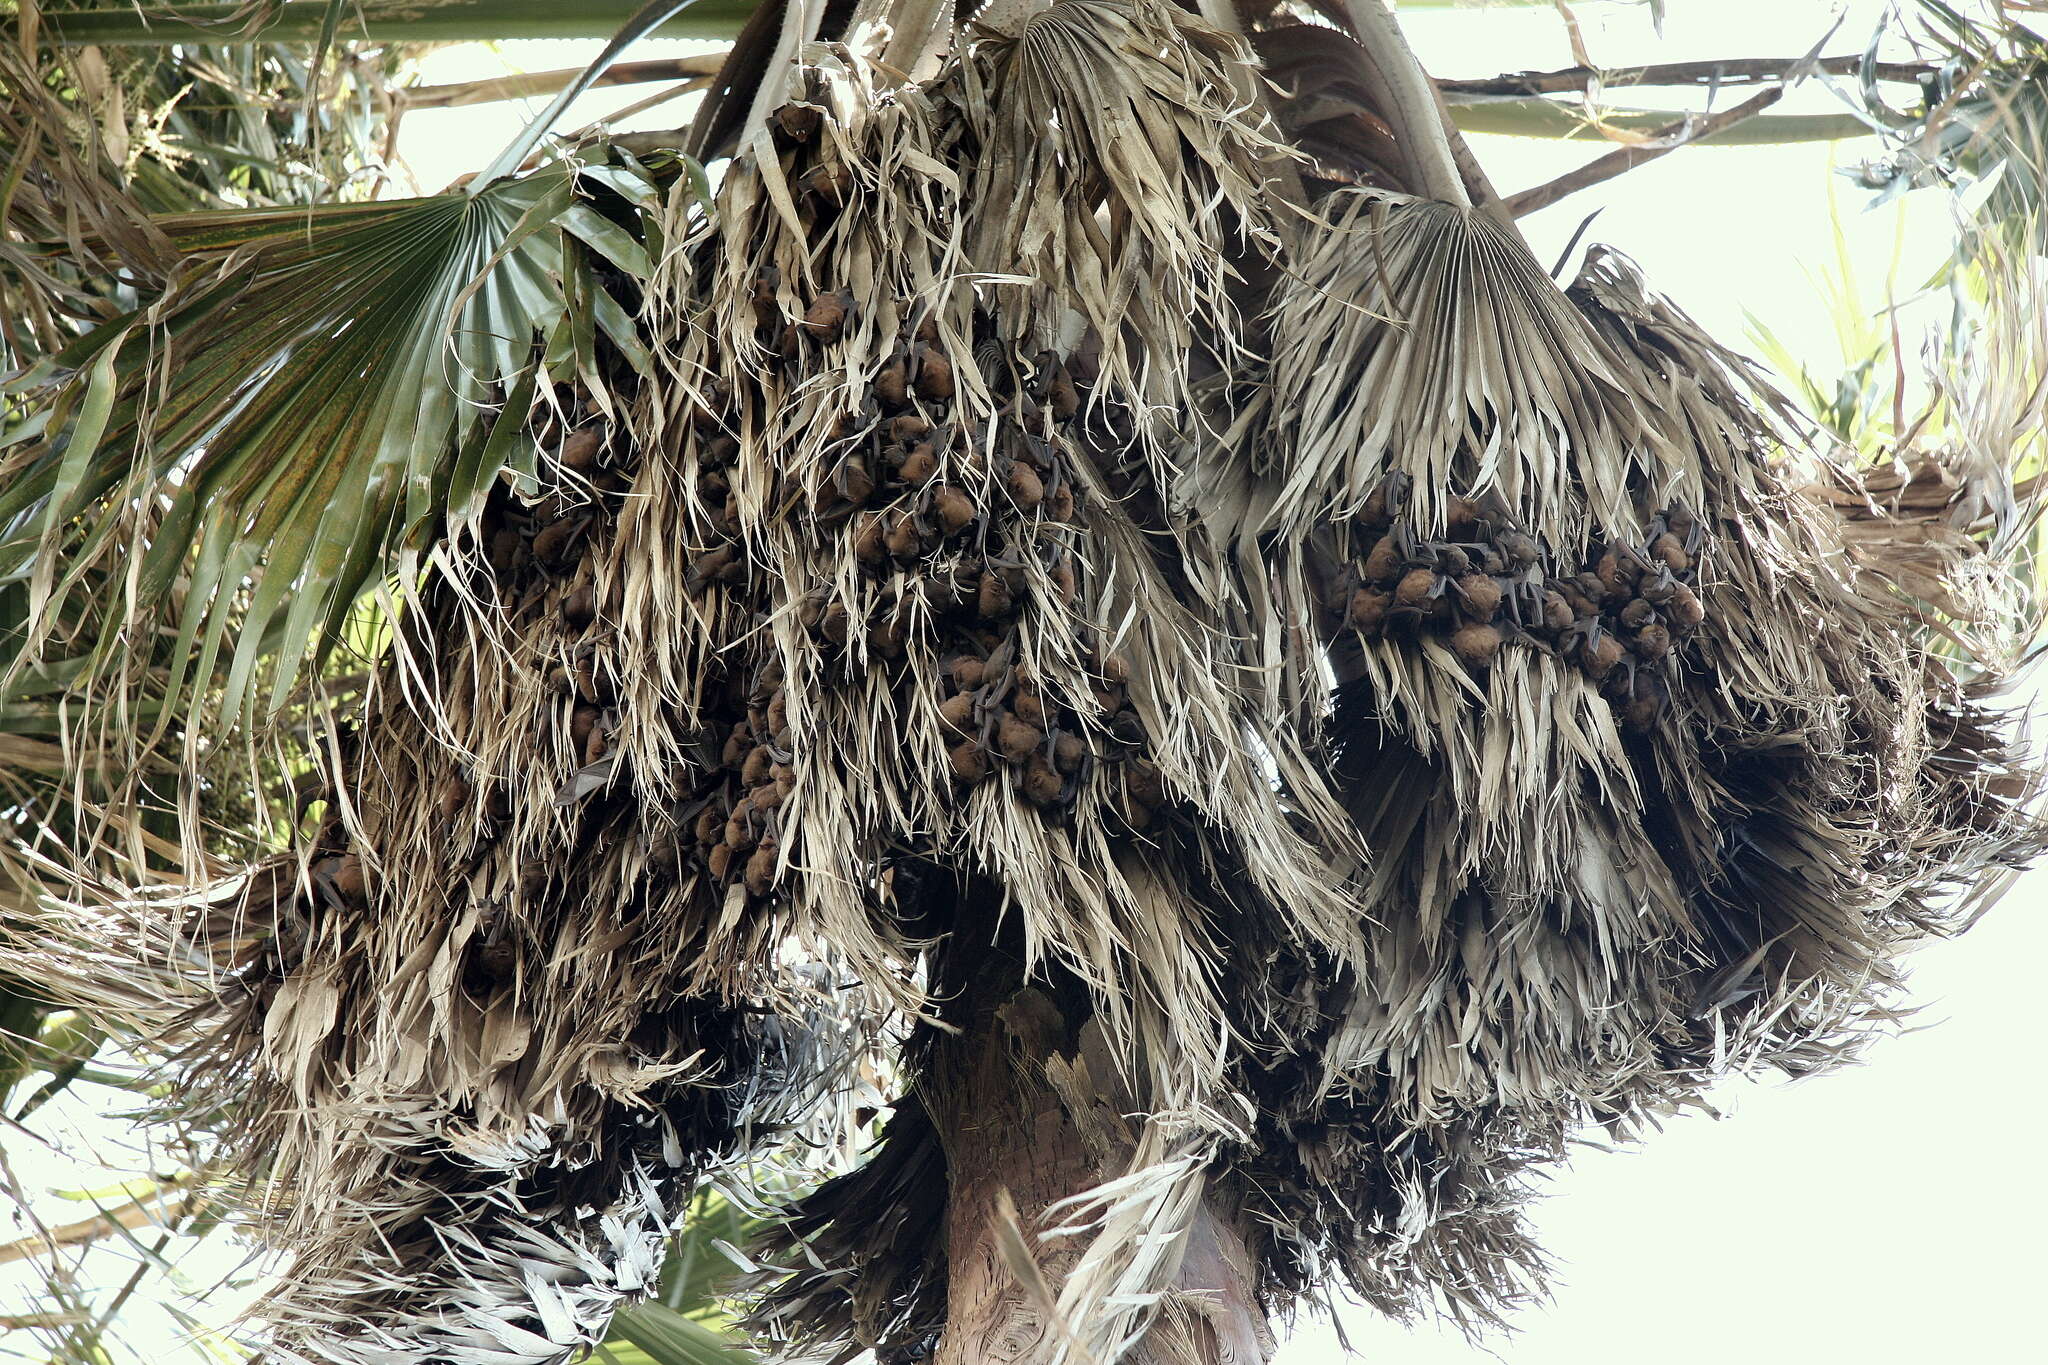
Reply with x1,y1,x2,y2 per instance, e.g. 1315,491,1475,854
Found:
923,984,1272,1365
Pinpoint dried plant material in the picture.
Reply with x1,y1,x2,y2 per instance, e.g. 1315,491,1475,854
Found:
1253,189,1701,549
2,7,2040,1365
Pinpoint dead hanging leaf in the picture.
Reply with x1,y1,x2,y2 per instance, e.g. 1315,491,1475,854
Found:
68,46,131,169
553,751,622,808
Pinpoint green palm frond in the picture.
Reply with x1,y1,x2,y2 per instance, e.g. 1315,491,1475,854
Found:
653,1189,767,1316
0,149,674,737
599,1182,791,1364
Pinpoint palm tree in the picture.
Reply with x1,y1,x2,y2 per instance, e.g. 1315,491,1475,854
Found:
3,2,2043,1363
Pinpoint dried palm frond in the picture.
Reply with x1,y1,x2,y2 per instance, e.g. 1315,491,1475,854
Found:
1209,236,2043,1329
959,0,1290,452
1252,188,1700,545
614,27,1358,1357
721,10,2029,1356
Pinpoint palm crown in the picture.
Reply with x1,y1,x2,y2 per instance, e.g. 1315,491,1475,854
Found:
2,3,2044,1364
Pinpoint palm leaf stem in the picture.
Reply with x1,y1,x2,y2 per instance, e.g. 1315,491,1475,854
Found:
30,0,757,46
1439,55,1934,97
1503,82,1787,217
404,55,728,109
1449,97,1874,143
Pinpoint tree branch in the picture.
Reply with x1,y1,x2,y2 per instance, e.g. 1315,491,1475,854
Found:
1448,96,1871,146
403,56,728,110
0,1182,194,1266
1440,54,1932,98
1503,84,1786,218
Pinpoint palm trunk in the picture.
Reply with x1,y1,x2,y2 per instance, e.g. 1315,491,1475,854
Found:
926,994,1099,1365
924,982,1271,1365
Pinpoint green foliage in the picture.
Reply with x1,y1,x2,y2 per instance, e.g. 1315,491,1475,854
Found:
604,1190,782,1362
1852,1,2048,250
2,169,616,726
0,19,415,378
1744,186,1911,454
0,21,719,1360
603,1305,761,1365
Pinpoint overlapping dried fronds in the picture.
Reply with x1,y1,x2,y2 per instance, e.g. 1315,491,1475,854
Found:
960,0,1289,451
1209,235,2043,1327
715,18,2032,1361
617,18,1357,1357
5,3,2042,1364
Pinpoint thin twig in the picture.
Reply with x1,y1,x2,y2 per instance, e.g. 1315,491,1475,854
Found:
1550,1,1594,71
1440,55,1930,99
1503,84,1785,218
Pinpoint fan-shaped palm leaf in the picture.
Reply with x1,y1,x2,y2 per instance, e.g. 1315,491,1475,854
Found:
0,156,674,731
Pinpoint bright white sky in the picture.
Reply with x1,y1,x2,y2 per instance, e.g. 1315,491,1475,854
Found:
6,3,2044,1363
